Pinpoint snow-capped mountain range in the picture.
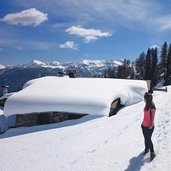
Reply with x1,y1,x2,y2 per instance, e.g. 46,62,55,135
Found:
1,59,122,70
0,59,123,95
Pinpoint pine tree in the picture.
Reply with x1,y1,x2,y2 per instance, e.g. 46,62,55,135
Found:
160,42,168,81
151,47,158,87
144,48,152,80
130,62,136,79
117,59,132,78
103,69,107,78
165,43,171,85
135,52,146,79
104,67,116,78
116,64,123,78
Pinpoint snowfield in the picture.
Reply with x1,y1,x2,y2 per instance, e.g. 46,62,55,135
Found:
4,76,147,116
0,86,170,171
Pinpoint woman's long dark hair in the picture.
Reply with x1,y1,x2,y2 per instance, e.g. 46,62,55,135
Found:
144,92,156,110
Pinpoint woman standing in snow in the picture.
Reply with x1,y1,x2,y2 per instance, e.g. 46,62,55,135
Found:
141,92,156,161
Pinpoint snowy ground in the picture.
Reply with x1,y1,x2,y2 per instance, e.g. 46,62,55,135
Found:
0,86,170,171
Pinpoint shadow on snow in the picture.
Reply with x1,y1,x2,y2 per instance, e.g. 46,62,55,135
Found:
124,152,146,171
0,115,102,139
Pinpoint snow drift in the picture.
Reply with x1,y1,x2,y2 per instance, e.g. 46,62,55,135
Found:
3,76,148,116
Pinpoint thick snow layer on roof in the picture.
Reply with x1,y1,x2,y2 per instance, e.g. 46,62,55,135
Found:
0,93,14,101
3,76,148,116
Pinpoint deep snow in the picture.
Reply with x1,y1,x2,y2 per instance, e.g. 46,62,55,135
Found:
4,76,147,116
0,86,170,171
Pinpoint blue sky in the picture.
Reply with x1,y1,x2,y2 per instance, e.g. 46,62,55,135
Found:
1,0,171,65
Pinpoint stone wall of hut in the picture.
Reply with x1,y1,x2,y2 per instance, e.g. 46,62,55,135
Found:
14,112,87,127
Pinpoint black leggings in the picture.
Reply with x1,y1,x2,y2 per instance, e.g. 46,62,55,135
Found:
141,125,154,153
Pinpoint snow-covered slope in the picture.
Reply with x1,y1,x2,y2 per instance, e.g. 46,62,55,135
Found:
24,59,64,69
0,86,170,171
3,76,147,116
0,64,5,69
21,59,122,71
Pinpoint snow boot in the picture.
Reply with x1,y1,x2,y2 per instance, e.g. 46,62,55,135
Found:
150,152,156,162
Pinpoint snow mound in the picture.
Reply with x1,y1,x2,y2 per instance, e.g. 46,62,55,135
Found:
3,77,148,116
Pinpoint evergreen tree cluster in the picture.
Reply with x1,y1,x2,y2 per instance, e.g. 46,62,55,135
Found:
135,46,158,88
104,59,134,79
136,41,171,86
104,41,171,87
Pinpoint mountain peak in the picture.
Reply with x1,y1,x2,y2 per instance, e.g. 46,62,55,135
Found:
0,64,5,69
30,59,46,66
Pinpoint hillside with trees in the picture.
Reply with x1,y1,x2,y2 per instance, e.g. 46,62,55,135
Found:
104,41,171,87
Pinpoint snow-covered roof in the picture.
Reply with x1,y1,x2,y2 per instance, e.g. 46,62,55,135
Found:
3,76,148,116
0,93,14,101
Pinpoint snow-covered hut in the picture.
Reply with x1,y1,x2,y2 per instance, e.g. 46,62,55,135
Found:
4,76,148,118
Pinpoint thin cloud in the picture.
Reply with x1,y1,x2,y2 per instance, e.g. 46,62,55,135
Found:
0,37,55,50
66,26,112,43
5,0,170,32
16,46,24,50
154,15,171,31
1,8,48,26
59,41,78,50
8,0,170,33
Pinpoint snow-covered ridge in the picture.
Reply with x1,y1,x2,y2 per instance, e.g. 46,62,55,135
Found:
2,59,123,70
25,59,64,69
81,59,123,67
30,59,46,66
0,64,5,69
82,60,106,67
